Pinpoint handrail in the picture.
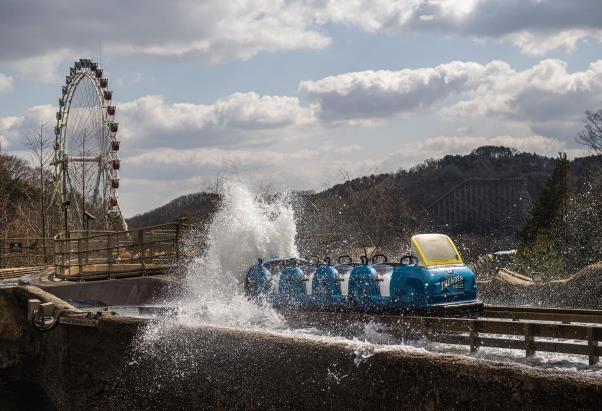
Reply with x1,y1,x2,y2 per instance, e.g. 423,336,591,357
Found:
53,221,195,280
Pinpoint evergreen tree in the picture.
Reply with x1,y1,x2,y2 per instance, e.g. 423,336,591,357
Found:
521,153,571,243
519,153,572,277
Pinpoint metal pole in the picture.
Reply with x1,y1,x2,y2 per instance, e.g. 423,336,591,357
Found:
40,124,48,264
62,201,70,277
62,159,70,240
63,203,69,239
85,215,89,265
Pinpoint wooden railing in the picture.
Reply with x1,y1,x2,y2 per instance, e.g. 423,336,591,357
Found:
282,307,602,365
53,222,195,280
401,315,601,365
0,238,54,268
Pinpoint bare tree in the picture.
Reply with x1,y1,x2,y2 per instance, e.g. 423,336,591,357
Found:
203,172,223,195
24,123,55,261
0,152,31,236
577,108,602,156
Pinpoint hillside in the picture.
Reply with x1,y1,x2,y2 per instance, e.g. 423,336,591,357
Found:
126,192,220,229
321,146,571,209
125,146,602,257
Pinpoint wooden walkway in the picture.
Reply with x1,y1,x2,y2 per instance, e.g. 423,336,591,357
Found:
0,265,51,281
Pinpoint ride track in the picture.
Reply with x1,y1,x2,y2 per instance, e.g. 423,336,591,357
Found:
84,297,602,366
275,304,602,366
12,226,601,367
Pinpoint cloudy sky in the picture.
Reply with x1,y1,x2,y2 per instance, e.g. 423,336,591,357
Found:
1,0,602,216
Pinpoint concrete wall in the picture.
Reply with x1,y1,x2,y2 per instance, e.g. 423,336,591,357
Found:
35,276,177,307
1,285,601,410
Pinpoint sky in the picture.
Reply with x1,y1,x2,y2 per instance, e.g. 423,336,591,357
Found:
1,0,602,216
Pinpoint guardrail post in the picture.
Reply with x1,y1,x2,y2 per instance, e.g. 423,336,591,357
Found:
524,323,535,357
469,321,480,352
53,238,58,276
65,235,71,277
107,232,113,277
43,237,48,264
587,327,599,365
77,238,83,276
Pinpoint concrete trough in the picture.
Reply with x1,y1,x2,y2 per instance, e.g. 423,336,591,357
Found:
1,283,601,410
37,275,178,307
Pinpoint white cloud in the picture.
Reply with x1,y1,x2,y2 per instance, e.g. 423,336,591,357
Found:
3,54,601,215
444,59,602,138
0,105,55,149
0,90,316,153
10,51,70,83
4,58,600,153
126,147,318,176
1,0,601,79
300,58,602,140
118,92,315,149
300,61,487,122
506,29,602,57
320,0,602,56
0,0,330,66
0,73,12,92
124,144,378,184
120,144,380,214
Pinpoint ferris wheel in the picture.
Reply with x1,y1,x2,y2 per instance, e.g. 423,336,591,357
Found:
53,58,126,232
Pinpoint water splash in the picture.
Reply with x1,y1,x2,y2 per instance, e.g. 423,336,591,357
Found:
172,180,297,328
129,181,298,390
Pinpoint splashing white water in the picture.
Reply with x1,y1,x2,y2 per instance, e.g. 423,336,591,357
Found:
173,181,298,328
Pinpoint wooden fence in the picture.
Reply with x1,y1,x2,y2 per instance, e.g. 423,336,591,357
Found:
53,222,195,280
0,238,54,268
283,307,602,366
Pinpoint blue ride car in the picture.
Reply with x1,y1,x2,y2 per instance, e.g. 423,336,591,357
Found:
244,234,482,314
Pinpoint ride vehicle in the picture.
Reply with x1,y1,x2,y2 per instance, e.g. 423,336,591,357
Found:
244,234,482,314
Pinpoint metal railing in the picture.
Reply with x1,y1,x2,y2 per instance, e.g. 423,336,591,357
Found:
0,238,54,268
53,222,195,280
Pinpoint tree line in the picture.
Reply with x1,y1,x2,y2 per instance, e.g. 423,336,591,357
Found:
0,126,59,239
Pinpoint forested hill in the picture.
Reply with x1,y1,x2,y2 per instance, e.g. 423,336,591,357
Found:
125,146,602,231
320,146,599,212
126,192,220,229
